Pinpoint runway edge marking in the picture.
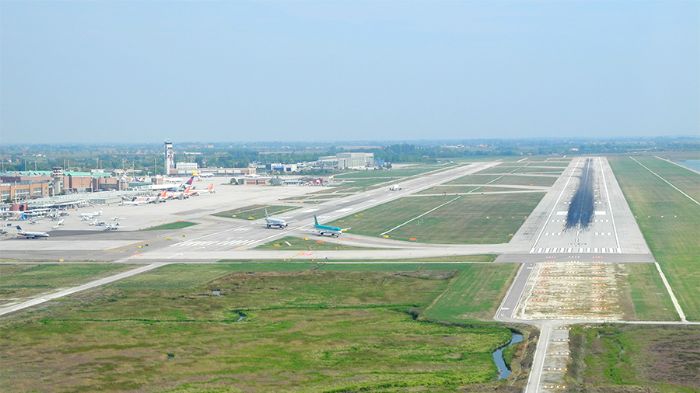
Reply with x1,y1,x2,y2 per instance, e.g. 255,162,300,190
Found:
598,157,621,252
530,158,580,253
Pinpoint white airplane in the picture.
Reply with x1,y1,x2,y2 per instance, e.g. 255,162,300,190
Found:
80,210,103,220
184,183,215,197
103,223,119,231
264,208,288,229
52,219,65,229
199,172,215,178
149,176,195,191
16,226,49,239
122,194,163,206
389,184,403,191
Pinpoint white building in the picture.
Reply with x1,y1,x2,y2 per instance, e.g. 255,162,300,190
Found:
164,141,175,175
337,152,374,169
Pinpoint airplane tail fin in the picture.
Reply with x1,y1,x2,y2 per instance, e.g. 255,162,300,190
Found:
314,215,319,225
186,176,195,186
208,184,214,191
16,226,22,231
265,208,269,218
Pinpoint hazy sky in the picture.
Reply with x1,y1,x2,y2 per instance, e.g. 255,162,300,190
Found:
1,1,699,144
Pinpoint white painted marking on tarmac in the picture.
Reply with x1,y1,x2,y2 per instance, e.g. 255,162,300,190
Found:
530,158,579,253
599,157,622,253
380,195,462,236
630,156,700,206
655,262,687,322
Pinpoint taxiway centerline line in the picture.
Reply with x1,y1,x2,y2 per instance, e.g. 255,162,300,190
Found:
380,195,462,236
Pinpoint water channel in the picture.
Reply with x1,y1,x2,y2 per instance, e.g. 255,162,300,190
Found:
492,330,524,380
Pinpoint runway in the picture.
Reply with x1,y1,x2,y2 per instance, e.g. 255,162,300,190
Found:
497,157,652,263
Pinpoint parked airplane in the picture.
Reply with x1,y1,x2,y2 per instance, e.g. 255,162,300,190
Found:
389,184,403,191
313,215,349,237
80,210,103,220
186,183,215,196
52,219,65,229
16,226,49,239
162,189,188,200
103,223,119,231
265,208,288,229
122,194,162,206
149,176,195,191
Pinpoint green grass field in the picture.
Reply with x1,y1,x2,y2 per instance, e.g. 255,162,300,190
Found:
609,156,700,320
0,263,527,392
255,236,373,250
489,175,556,187
423,264,518,321
329,193,544,243
445,174,503,185
323,163,458,194
630,156,700,201
567,324,700,393
334,164,451,179
144,221,198,230
622,264,678,321
212,204,299,220
417,185,544,195
445,174,555,188
0,264,131,304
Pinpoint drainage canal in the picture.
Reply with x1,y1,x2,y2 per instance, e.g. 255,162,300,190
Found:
492,330,524,380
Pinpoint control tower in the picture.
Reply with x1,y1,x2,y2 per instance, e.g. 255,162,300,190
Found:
164,141,175,175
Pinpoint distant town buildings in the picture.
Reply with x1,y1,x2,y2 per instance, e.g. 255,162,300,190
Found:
0,169,122,202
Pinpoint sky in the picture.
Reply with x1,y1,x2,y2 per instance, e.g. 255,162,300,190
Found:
1,1,699,144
